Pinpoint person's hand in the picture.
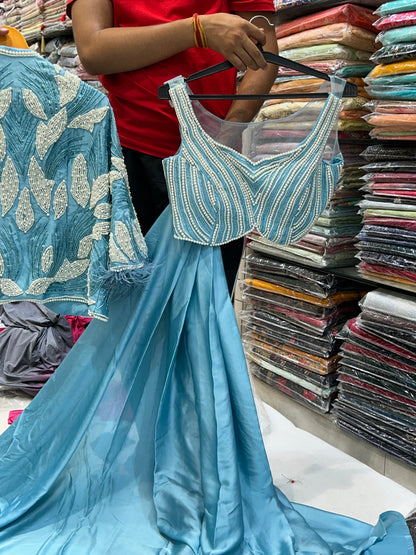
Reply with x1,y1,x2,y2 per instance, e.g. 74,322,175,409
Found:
200,13,267,72
0,27,9,36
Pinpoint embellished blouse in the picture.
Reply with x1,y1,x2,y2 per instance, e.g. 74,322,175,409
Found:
163,75,345,246
0,46,148,320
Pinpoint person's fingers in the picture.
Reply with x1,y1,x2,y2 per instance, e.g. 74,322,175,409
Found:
0,27,9,35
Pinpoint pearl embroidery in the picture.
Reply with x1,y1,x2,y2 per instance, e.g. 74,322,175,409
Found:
0,89,12,119
28,157,55,214
16,187,35,233
53,180,68,220
0,278,23,296
36,108,67,160
22,89,47,120
109,234,128,264
0,251,4,276
71,154,90,208
0,125,5,162
164,78,344,246
90,174,110,209
55,73,81,107
0,157,19,216
41,246,54,274
114,220,136,262
68,107,109,133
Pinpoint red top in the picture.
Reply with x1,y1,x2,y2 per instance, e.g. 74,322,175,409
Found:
67,0,275,157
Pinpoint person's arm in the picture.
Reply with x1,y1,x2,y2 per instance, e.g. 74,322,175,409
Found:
70,0,270,75
225,12,278,123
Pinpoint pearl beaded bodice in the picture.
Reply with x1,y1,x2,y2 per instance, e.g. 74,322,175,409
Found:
163,75,345,246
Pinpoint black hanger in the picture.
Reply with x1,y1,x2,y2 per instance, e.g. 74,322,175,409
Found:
158,44,357,100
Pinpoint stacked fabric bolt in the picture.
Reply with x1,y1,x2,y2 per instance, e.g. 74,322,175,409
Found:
250,4,382,268
240,252,366,413
335,288,416,467
41,0,71,38
356,142,416,289
2,0,21,29
364,0,416,139
274,0,384,17
19,0,43,42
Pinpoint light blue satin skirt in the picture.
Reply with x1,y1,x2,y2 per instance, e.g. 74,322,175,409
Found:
0,208,412,554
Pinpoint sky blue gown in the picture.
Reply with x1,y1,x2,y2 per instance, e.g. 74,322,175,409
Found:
0,49,413,554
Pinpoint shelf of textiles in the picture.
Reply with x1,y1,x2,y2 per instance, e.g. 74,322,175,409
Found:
240,250,370,415
0,1,104,91
256,1,385,269
334,287,416,469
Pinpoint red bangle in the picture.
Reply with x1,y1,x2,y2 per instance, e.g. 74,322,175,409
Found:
192,13,207,48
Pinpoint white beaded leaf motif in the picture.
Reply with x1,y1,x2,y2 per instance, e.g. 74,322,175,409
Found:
92,222,110,240
132,219,148,256
68,107,109,133
54,258,89,281
0,157,19,216
78,235,93,259
15,188,35,233
28,157,55,214
53,180,68,220
41,246,54,274
36,108,67,160
0,124,6,162
0,89,12,119
90,174,110,209
22,89,47,120
93,203,111,221
109,234,128,264
0,251,4,276
114,221,135,261
55,73,81,107
71,154,90,208
111,156,129,183
0,278,23,296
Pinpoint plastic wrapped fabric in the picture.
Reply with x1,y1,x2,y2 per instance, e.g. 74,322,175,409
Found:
361,144,416,160
365,83,416,99
246,348,338,397
276,60,374,78
275,0,384,19
277,23,377,52
377,24,416,44
241,310,342,357
376,0,416,16
360,286,416,319
243,253,355,297
275,4,377,38
250,361,337,413
358,224,416,242
367,59,416,80
360,310,416,348
358,260,416,286
370,42,416,63
358,240,416,259
280,43,373,62
366,73,416,86
366,99,416,113
0,302,73,396
364,113,416,128
375,10,416,30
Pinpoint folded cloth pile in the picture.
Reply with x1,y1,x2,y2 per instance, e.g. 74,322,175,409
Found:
335,288,416,467
41,0,71,38
19,0,43,42
364,0,416,140
2,0,21,29
240,252,367,412
251,4,382,268
356,142,416,288
274,0,384,18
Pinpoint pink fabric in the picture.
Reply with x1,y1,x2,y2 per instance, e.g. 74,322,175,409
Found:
64,315,92,343
8,410,23,425
375,11,416,31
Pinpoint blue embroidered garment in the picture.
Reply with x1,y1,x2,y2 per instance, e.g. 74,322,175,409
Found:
0,59,412,553
0,46,148,320
163,75,344,246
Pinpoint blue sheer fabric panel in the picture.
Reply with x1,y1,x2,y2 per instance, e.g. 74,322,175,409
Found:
0,209,412,554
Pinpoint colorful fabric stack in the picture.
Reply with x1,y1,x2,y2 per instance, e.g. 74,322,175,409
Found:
252,3,382,268
364,0,416,139
356,142,416,288
19,0,42,42
41,0,71,38
240,251,366,413
2,0,21,29
335,288,416,467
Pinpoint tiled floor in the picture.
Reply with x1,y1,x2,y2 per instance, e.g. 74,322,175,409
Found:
1,390,414,525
